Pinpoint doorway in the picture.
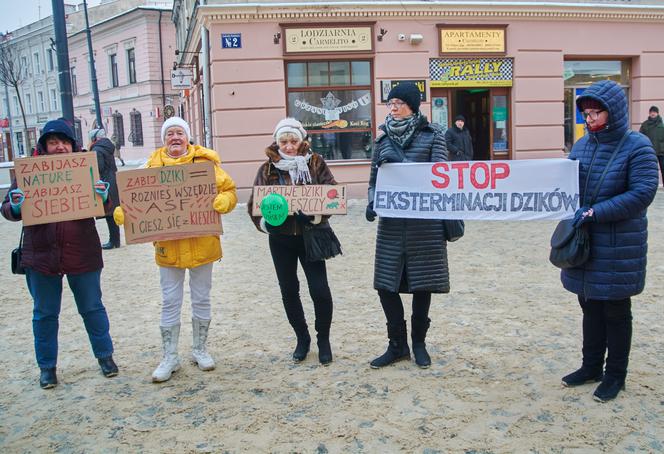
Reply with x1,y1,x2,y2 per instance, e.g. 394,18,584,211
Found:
453,89,490,160
431,87,511,160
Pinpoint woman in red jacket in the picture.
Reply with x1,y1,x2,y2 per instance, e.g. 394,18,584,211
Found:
1,119,118,389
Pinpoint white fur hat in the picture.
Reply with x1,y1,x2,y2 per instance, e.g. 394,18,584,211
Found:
273,117,307,142
161,117,191,144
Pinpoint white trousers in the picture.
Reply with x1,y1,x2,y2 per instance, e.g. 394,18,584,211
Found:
159,263,214,326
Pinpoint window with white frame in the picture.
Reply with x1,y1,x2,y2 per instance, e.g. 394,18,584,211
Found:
71,66,78,96
109,54,119,88
33,52,41,74
50,88,58,111
47,49,54,71
13,96,19,116
21,56,28,77
38,91,45,111
26,93,32,114
127,48,136,84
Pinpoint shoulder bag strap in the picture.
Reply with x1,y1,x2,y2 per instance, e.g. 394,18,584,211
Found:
18,227,24,248
587,130,632,206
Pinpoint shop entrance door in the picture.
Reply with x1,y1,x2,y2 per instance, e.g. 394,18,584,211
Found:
431,87,511,160
454,88,490,160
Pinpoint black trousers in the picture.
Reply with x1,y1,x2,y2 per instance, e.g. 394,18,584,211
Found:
269,234,333,337
104,215,120,245
578,296,632,380
657,155,664,187
377,289,431,326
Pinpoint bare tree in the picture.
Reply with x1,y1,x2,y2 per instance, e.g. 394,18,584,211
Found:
0,39,31,156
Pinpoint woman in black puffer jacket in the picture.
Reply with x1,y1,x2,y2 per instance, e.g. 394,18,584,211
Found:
365,83,449,369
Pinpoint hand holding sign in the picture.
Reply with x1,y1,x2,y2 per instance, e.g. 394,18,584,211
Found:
260,193,289,226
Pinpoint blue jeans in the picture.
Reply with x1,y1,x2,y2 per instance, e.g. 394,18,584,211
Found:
25,269,114,369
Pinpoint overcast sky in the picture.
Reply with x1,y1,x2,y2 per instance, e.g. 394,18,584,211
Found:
1,0,103,34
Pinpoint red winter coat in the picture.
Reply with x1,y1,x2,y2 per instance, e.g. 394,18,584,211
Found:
2,179,108,276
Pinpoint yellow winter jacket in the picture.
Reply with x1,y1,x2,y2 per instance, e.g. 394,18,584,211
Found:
146,144,237,268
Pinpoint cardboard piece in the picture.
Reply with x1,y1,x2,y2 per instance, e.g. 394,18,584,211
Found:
251,185,347,216
116,162,222,244
15,153,105,226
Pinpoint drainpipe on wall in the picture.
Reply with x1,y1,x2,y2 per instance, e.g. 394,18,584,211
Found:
158,11,166,108
200,0,212,148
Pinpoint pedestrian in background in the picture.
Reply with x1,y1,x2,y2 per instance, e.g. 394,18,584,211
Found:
561,80,659,402
248,118,340,365
639,105,664,184
111,134,125,167
365,82,450,369
114,117,237,382
89,128,121,249
1,119,118,389
444,114,474,161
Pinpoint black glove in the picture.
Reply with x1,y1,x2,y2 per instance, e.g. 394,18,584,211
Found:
376,148,404,167
572,206,595,228
294,210,314,226
365,202,377,222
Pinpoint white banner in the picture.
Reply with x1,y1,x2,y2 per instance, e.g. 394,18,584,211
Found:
374,159,579,221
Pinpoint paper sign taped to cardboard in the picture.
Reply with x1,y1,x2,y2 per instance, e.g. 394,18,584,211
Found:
251,185,347,216
15,153,105,226
116,162,222,244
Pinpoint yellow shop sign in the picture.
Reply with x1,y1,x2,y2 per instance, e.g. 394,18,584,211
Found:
284,26,373,53
439,27,506,54
430,57,514,88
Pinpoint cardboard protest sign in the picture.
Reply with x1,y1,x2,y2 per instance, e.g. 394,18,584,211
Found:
116,162,221,244
374,159,579,221
251,185,347,216
15,153,105,226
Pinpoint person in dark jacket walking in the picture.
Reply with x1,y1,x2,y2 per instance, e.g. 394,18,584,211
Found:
89,128,121,249
444,114,474,161
1,119,119,389
365,83,449,369
248,118,340,365
639,105,664,184
560,80,659,402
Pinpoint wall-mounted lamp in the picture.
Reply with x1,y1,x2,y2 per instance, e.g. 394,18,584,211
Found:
377,28,388,42
409,33,423,45
273,32,281,45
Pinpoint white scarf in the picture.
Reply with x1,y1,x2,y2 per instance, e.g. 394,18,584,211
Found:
273,151,312,184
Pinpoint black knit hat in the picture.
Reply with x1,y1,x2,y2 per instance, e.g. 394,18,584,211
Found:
650,105,659,114
387,83,421,113
454,114,466,122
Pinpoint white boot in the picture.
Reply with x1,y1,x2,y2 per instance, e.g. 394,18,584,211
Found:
192,318,215,371
152,324,181,382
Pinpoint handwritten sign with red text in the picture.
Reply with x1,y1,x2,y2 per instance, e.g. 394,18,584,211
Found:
251,185,347,216
15,153,104,226
116,162,221,244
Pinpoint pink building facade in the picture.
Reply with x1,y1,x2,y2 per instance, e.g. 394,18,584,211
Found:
69,6,179,160
173,1,664,201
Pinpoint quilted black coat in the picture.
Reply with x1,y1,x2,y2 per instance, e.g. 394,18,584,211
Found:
368,117,450,293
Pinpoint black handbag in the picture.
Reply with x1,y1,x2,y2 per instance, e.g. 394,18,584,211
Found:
11,228,25,275
302,222,342,262
549,130,631,269
443,219,465,242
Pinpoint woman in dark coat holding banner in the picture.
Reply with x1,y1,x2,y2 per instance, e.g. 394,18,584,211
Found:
89,128,121,249
365,83,449,369
1,119,118,389
248,117,340,365
561,80,659,402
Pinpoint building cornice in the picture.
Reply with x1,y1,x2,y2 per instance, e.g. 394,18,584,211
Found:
196,1,664,26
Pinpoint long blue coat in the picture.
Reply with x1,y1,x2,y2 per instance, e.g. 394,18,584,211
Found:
561,80,659,300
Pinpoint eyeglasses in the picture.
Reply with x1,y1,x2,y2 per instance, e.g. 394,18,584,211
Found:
385,101,406,109
582,110,605,120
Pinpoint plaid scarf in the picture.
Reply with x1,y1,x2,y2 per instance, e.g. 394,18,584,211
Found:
384,112,423,148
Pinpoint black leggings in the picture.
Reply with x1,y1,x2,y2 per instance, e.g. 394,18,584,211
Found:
269,234,333,336
377,289,431,325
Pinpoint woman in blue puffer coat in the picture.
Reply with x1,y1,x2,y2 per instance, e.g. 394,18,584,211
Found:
560,80,659,402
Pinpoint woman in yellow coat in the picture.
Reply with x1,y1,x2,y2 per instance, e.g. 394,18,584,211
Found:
114,117,237,382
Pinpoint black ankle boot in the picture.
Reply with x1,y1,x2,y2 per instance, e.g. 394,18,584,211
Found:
39,368,58,389
561,367,603,387
317,335,332,365
101,241,120,250
292,331,311,362
98,356,119,377
593,375,625,402
411,317,431,368
370,321,410,369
